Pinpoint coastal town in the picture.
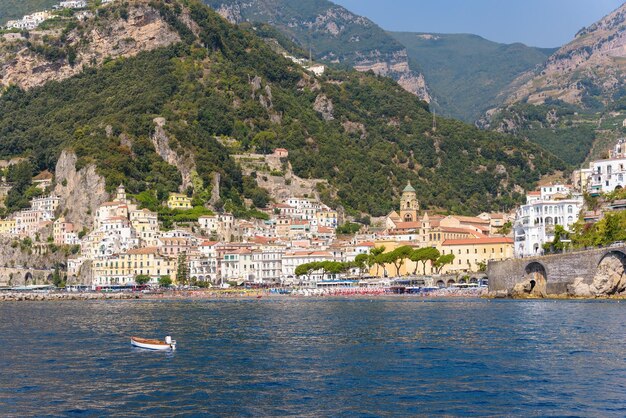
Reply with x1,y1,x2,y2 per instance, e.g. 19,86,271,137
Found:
1,138,625,294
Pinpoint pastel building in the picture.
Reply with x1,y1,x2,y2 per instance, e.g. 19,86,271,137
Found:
167,193,192,210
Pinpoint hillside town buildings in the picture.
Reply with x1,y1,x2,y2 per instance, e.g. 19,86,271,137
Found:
0,164,519,288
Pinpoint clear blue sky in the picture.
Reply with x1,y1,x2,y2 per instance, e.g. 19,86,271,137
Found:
332,0,625,48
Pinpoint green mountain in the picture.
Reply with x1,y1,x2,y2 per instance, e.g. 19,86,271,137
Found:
390,32,556,123
202,0,430,100
0,0,58,25
0,0,565,217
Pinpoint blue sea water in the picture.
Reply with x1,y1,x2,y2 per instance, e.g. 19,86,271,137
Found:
0,298,625,417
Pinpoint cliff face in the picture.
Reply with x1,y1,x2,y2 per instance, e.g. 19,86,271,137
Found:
0,3,180,90
503,4,626,107
54,150,108,231
205,0,431,101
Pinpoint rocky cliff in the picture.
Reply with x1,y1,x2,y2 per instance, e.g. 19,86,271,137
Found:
502,3,626,107
151,118,197,193
54,150,108,231
0,3,180,90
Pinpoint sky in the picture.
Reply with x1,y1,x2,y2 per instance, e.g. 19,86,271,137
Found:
332,0,625,48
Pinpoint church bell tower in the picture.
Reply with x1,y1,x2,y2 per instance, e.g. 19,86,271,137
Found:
399,181,419,222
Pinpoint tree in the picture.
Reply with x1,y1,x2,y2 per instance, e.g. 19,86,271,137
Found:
158,275,172,287
135,274,151,285
369,246,385,276
411,247,440,275
51,264,64,288
252,130,276,154
542,225,570,254
433,254,455,274
354,253,368,277
497,221,512,235
409,248,426,275
477,261,487,272
177,252,189,285
295,262,318,283
392,246,413,276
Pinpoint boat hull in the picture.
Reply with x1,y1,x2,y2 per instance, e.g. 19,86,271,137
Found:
131,337,176,351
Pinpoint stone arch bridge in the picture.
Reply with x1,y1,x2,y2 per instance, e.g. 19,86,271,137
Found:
488,246,626,296
0,268,55,287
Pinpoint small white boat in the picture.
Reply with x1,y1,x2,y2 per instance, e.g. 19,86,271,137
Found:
131,336,176,350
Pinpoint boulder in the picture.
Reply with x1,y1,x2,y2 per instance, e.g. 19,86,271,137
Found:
590,254,626,296
567,277,593,297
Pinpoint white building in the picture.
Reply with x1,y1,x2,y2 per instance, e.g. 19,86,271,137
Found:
588,157,626,195
513,187,583,258
252,247,284,283
575,139,626,195
5,11,52,30
31,195,60,213
59,0,87,9
281,250,334,284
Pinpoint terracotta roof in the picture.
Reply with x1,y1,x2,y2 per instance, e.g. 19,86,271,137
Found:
358,241,375,247
200,241,219,247
318,226,333,233
127,247,159,255
284,250,332,257
236,248,253,254
527,191,541,196
453,215,489,224
33,170,53,181
440,226,475,234
394,222,421,229
99,202,119,207
274,148,288,152
442,237,513,246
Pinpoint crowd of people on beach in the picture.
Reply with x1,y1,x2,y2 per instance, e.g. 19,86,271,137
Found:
140,286,487,299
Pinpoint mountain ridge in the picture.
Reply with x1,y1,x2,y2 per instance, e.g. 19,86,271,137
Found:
202,0,431,101
389,31,556,122
0,0,565,217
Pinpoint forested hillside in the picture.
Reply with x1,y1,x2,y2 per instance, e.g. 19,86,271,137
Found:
390,32,555,123
0,0,565,217
202,0,430,100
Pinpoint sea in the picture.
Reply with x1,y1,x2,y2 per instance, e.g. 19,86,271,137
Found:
0,298,625,417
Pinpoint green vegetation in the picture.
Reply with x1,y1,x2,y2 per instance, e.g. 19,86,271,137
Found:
336,222,361,235
133,191,215,228
572,211,626,248
203,0,407,70
489,102,597,166
294,260,357,281
134,274,151,285
177,253,189,285
158,275,172,287
0,0,565,217
3,161,41,214
390,32,556,122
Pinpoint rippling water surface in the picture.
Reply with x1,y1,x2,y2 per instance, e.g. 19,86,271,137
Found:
1,298,625,416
